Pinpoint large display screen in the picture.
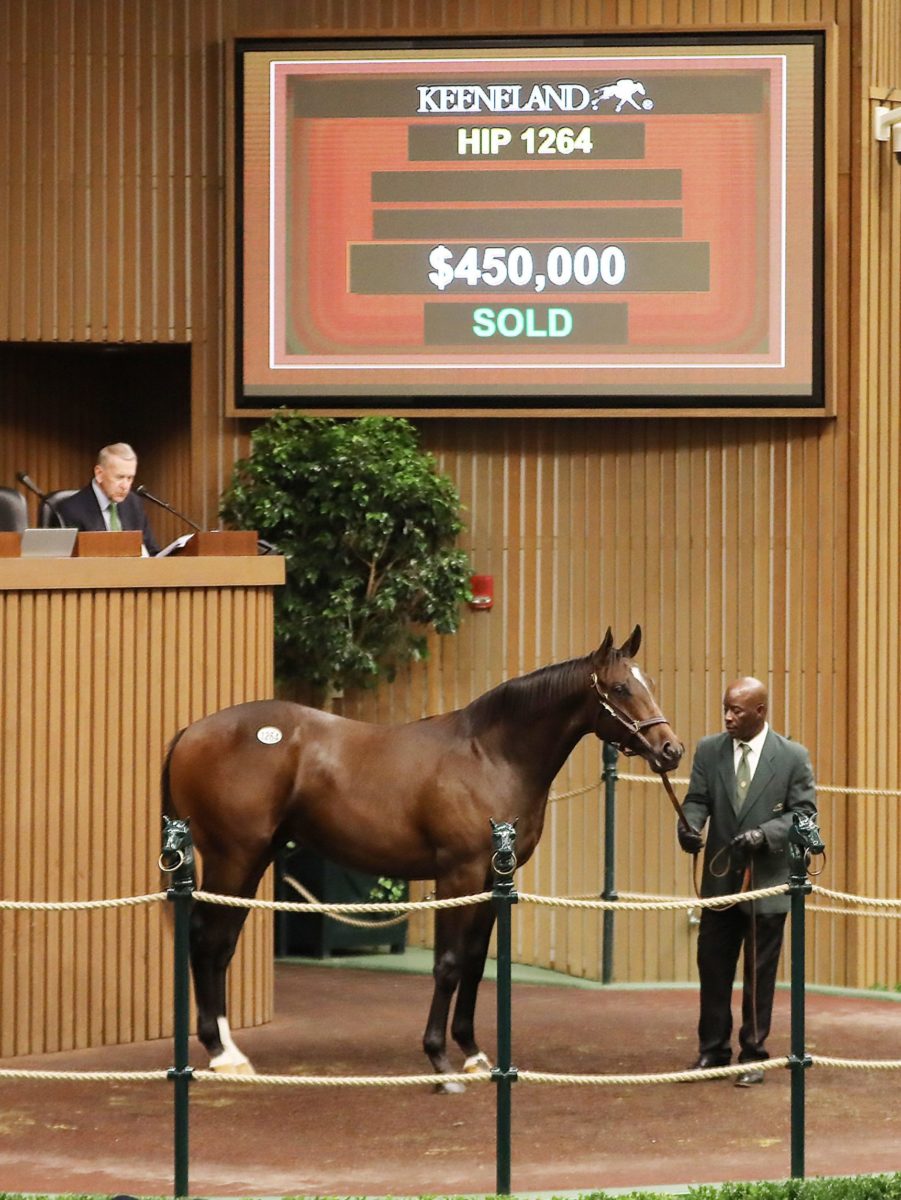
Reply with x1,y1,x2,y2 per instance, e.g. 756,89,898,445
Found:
231,34,825,415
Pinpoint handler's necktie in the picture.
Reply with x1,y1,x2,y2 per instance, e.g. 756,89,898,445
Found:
735,742,751,810
108,501,121,531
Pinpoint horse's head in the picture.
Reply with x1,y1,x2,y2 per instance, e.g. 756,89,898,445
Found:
588,625,683,774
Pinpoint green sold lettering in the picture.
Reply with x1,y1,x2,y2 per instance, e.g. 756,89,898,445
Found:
472,306,573,338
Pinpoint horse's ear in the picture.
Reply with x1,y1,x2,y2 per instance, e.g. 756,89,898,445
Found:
598,627,614,659
618,624,642,658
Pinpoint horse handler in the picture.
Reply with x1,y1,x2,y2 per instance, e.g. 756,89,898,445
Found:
676,677,817,1086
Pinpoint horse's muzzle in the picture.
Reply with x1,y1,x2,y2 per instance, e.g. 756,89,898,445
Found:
649,739,684,774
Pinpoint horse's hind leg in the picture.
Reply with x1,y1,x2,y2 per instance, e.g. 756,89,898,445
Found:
190,852,270,1074
450,896,496,1074
190,899,254,1072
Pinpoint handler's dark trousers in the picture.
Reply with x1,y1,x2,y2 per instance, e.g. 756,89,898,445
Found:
696,907,787,1063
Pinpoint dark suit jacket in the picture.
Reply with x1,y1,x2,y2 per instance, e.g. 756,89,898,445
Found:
681,728,817,914
57,484,160,556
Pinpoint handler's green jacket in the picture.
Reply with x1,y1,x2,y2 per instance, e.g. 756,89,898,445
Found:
681,728,817,914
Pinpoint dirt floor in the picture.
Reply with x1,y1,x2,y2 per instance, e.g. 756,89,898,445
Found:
0,956,899,1198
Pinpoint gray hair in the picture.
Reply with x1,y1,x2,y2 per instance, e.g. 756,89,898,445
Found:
97,443,137,467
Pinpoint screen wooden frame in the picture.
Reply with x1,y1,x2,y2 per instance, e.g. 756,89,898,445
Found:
226,28,833,419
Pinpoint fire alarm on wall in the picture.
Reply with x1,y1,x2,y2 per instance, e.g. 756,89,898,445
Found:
469,574,494,610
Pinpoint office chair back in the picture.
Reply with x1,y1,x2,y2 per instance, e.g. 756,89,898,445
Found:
0,487,28,533
39,489,79,527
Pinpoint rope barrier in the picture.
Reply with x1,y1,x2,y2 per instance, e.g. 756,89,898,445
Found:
5,1053,900,1087
193,1070,490,1088
192,889,492,914
812,884,901,908
810,1055,901,1070
518,1058,792,1085
2,884,897,918
615,771,901,798
281,871,410,930
0,892,166,912
809,903,901,919
518,884,790,911
0,1068,167,1081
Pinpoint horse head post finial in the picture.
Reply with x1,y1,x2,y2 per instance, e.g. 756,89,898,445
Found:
160,815,196,893
489,818,518,889
788,812,826,884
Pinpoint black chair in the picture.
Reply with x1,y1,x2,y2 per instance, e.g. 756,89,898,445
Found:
0,486,28,533
39,489,78,527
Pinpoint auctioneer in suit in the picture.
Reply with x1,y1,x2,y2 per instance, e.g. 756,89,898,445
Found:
58,484,160,556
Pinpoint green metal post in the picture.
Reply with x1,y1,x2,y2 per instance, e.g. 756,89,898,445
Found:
490,820,518,1198
787,813,824,1180
601,741,619,984
162,818,196,1200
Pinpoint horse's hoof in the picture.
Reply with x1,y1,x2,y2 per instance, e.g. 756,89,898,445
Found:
210,1059,256,1075
463,1051,492,1074
433,1078,466,1095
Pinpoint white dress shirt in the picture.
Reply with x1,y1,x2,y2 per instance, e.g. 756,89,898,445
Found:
733,722,769,783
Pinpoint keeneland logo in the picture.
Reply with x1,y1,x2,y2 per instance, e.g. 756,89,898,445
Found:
416,78,654,114
591,78,654,112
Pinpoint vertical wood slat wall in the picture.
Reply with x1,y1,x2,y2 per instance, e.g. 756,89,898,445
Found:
0,565,277,1057
347,419,855,986
0,0,898,1007
851,7,901,993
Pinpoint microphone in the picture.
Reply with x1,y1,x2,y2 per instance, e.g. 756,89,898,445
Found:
16,472,69,527
136,483,277,555
134,484,203,533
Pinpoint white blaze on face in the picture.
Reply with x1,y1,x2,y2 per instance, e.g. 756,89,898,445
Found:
209,1017,252,1071
630,664,649,690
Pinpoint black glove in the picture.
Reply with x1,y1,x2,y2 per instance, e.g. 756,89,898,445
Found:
677,823,704,854
731,828,765,857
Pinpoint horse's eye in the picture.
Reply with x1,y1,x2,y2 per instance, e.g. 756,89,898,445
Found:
612,682,629,696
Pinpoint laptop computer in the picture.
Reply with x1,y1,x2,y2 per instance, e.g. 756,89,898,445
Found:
20,527,79,558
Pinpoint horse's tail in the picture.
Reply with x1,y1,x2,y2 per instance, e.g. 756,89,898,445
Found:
161,726,188,819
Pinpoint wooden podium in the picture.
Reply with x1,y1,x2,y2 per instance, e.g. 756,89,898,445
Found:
180,530,258,556
75,530,143,556
0,554,285,1058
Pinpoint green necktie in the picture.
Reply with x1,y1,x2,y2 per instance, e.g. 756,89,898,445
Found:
735,742,751,810
108,501,121,531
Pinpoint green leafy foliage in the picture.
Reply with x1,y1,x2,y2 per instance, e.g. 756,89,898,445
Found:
368,875,409,904
220,416,471,699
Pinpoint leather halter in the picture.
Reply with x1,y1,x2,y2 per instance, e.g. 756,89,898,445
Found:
589,671,692,835
589,671,669,758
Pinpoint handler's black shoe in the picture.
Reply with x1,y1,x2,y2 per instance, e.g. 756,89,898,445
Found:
685,1055,730,1076
734,1066,765,1087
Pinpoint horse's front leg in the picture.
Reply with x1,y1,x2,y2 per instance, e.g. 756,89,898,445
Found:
422,904,471,1094
450,893,496,1076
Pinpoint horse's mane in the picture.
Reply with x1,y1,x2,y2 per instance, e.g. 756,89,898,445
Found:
461,655,592,733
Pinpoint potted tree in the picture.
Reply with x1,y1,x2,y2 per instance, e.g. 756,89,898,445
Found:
221,415,471,955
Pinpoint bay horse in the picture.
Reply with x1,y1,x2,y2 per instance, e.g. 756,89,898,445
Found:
161,625,682,1089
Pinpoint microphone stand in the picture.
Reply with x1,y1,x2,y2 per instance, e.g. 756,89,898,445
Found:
134,485,203,533
135,484,277,555
16,472,70,528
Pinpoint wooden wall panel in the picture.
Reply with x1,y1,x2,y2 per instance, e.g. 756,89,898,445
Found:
848,0,901,992
0,0,899,1007
0,561,279,1056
